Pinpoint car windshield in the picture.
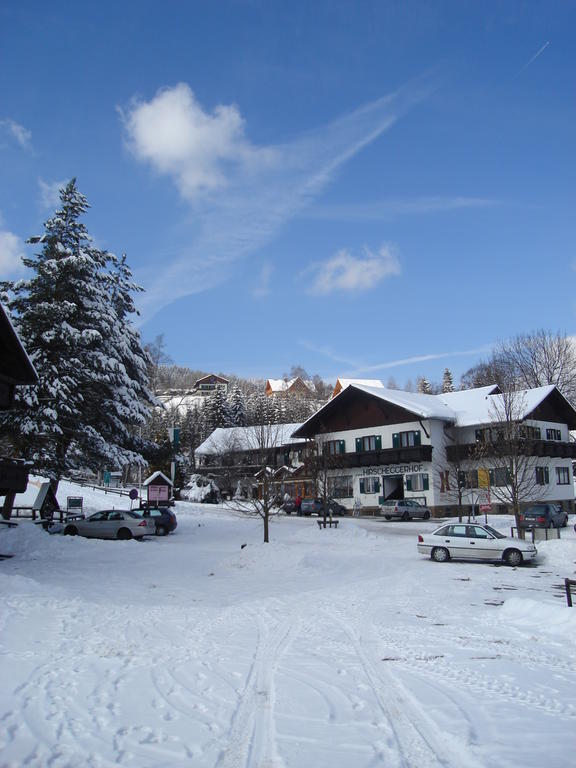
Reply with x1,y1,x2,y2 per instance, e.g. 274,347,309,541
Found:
483,524,506,539
523,505,548,516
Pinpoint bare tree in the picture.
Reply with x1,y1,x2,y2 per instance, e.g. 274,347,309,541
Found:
474,388,544,535
497,330,576,405
304,433,348,525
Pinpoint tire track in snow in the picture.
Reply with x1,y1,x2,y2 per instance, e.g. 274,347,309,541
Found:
323,608,484,768
215,608,302,768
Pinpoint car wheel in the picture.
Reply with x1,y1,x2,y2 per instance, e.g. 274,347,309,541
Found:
503,548,523,567
423,511,430,520
117,528,132,540
401,511,409,521
431,547,449,563
562,517,568,528
156,525,167,536
64,525,78,536
384,514,392,521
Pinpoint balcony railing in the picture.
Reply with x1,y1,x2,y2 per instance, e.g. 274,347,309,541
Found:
446,439,576,462
340,445,433,468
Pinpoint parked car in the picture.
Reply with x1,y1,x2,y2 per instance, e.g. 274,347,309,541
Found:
136,507,177,535
63,509,156,540
299,498,347,516
381,499,431,521
282,498,296,514
417,522,538,566
518,504,568,529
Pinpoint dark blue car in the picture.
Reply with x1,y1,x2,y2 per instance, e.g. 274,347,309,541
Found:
137,507,178,535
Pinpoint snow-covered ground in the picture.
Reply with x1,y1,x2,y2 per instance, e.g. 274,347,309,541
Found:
1,480,575,768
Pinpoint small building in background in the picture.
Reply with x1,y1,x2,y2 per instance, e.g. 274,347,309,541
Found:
265,377,315,399
193,374,229,396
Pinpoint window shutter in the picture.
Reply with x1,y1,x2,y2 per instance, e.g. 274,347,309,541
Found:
355,437,362,453
458,471,465,488
339,440,346,454
375,435,382,450
359,478,366,494
544,467,549,484
489,469,494,485
406,475,413,491
392,433,400,449
414,431,421,446
423,474,429,491
374,479,380,493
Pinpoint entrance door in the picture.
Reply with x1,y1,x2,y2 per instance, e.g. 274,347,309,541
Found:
382,475,404,500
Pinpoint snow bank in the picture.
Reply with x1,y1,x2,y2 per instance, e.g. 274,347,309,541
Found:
500,597,576,639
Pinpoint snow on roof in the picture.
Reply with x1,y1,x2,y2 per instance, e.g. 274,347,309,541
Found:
353,384,457,421
332,378,384,397
142,471,173,486
196,423,305,455
266,377,314,393
448,384,559,427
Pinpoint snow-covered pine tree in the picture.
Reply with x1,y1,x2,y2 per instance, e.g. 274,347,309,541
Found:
442,368,455,393
228,384,247,426
203,387,232,433
0,179,154,489
417,376,432,394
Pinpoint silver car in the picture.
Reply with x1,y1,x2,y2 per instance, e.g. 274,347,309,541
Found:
63,509,156,540
417,522,538,566
381,499,431,521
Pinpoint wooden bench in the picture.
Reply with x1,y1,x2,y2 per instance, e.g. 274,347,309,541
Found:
317,519,339,529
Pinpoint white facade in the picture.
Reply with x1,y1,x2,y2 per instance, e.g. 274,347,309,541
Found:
292,383,576,515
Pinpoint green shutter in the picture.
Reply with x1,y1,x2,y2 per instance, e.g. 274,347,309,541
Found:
414,431,421,446
458,471,465,488
375,435,382,450
406,475,413,491
359,479,366,494
544,467,549,484
356,437,362,452
374,479,380,493
392,433,400,449
489,469,494,485
423,474,429,491
339,440,345,454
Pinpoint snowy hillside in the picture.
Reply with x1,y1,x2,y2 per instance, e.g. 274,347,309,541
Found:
0,480,575,767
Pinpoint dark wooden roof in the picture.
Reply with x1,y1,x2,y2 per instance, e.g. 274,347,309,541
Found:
0,305,38,409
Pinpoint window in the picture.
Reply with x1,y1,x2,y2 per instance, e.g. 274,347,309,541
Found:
458,470,478,489
323,440,346,455
535,466,549,486
556,466,571,485
329,476,353,498
359,476,380,494
475,429,488,443
489,467,509,487
355,435,382,452
392,430,421,448
405,473,429,491
468,525,490,538
520,425,541,440
546,428,562,441
445,524,467,537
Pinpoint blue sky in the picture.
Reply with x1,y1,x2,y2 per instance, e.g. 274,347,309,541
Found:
1,1,574,387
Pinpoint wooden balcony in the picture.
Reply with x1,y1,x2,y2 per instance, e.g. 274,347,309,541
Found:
446,440,576,462
341,445,433,468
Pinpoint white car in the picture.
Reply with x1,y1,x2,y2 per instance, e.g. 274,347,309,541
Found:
63,509,156,540
417,522,538,566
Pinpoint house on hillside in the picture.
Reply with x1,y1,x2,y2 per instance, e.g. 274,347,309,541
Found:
265,377,315,398
194,374,229,396
331,378,384,399
0,304,39,518
292,382,576,516
195,423,313,499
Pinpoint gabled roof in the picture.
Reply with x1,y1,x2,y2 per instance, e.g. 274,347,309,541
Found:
142,471,173,486
0,304,38,385
265,377,314,394
291,382,576,437
196,423,306,455
195,374,229,385
331,378,384,398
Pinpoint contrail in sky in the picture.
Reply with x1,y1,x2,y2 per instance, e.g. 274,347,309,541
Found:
514,41,550,78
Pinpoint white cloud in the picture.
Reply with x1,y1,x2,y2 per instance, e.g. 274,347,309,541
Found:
120,77,434,323
304,244,401,296
0,118,32,150
121,83,274,200
38,178,67,210
0,229,25,277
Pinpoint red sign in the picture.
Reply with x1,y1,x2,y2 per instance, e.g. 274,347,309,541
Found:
479,504,492,513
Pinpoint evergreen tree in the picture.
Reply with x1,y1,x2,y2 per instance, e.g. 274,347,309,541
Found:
204,387,232,433
228,384,247,426
417,376,432,394
0,179,154,488
442,368,455,393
